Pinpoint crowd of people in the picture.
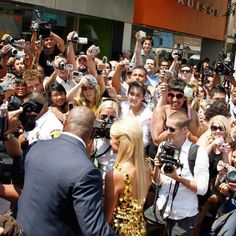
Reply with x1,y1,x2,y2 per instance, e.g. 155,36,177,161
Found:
0,23,236,236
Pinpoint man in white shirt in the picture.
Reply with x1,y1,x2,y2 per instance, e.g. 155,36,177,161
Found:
43,56,76,92
153,111,209,236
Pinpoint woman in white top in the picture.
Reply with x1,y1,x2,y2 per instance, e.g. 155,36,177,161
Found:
119,80,152,148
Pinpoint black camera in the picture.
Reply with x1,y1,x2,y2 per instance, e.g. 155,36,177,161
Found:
94,116,117,139
7,96,23,111
215,52,235,76
158,141,182,173
0,152,13,184
0,104,8,141
172,48,183,61
31,10,51,39
18,98,43,132
226,170,236,183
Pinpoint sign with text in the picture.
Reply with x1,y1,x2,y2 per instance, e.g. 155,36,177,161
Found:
133,0,228,41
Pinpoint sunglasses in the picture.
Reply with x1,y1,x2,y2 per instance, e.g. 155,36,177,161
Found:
100,114,116,120
210,125,224,132
164,125,178,133
180,69,191,73
167,92,184,99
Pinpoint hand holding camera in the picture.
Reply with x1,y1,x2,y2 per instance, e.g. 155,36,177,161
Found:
139,30,146,39
172,49,183,61
86,45,100,59
156,142,182,175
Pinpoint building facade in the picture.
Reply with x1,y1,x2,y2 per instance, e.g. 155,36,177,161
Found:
1,0,234,64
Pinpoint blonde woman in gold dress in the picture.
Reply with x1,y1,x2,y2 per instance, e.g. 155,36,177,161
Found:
104,117,151,235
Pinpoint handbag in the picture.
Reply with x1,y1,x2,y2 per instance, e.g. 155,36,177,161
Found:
144,180,180,232
144,183,166,231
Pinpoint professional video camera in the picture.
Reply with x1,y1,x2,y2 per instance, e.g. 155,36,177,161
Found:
94,115,117,139
30,9,51,39
215,52,235,76
157,141,182,174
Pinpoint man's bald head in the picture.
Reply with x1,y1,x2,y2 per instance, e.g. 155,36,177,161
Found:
63,106,95,145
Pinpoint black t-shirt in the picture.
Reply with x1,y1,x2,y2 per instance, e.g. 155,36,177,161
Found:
209,151,223,180
39,46,61,76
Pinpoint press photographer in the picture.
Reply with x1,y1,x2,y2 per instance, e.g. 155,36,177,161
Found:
212,52,236,96
153,111,209,236
91,99,119,181
157,141,182,174
30,10,65,76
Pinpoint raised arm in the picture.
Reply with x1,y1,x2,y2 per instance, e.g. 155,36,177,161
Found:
50,31,65,53
151,106,169,146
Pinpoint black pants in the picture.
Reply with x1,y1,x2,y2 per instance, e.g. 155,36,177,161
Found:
167,215,198,236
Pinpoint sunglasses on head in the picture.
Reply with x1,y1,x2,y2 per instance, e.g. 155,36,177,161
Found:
164,125,177,133
167,92,184,99
210,125,224,132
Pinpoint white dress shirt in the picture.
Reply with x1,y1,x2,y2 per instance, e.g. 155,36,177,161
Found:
156,139,209,220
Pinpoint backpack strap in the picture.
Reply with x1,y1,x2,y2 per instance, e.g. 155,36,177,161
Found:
188,143,200,176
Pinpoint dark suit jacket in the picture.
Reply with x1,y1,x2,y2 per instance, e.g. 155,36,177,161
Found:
17,134,115,236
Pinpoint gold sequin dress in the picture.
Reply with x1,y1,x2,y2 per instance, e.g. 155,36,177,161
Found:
112,164,146,236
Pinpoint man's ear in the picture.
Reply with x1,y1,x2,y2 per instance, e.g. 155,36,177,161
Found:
182,126,189,134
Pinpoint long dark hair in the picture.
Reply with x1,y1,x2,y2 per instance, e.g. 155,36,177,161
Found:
47,82,67,110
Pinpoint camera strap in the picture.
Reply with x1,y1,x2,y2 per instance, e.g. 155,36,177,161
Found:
161,180,180,219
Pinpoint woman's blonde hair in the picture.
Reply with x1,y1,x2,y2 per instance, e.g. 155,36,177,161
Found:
206,115,232,144
76,85,100,108
110,117,148,204
95,99,120,118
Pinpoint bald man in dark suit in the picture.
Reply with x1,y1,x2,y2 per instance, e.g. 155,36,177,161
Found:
17,106,115,236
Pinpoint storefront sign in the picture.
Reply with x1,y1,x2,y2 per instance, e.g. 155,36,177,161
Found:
177,0,220,17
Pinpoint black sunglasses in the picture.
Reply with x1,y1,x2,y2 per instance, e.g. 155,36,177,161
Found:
100,114,116,120
167,92,184,99
210,125,224,132
180,69,191,73
164,125,177,133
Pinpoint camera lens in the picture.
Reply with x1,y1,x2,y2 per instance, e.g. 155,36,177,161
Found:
226,170,236,183
163,162,174,174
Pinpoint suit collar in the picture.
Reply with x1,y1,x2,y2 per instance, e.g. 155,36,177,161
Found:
59,133,86,149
